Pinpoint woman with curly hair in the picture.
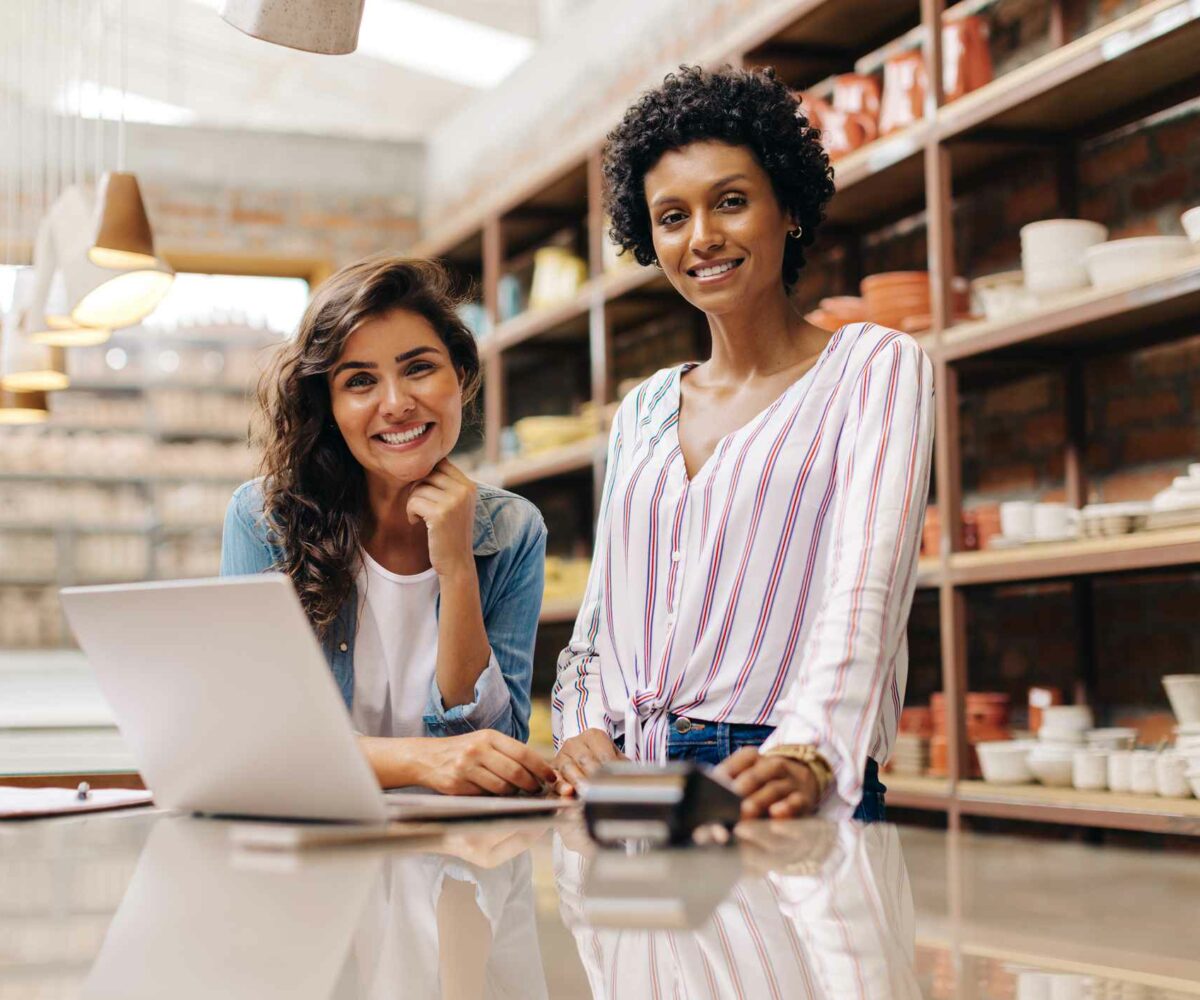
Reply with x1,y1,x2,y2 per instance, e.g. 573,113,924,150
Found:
552,66,934,821
221,254,555,796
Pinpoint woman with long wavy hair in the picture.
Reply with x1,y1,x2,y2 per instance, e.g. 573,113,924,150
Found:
221,254,555,795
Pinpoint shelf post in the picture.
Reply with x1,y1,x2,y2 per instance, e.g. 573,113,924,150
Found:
940,583,970,795
482,217,505,465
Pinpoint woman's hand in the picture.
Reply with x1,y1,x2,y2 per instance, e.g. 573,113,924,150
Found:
412,731,557,796
406,459,477,579
717,747,822,819
552,728,626,796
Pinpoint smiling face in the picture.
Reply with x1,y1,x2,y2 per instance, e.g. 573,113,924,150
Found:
644,140,794,315
328,308,463,487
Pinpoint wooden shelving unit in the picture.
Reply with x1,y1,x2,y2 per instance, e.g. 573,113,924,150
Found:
415,0,1200,837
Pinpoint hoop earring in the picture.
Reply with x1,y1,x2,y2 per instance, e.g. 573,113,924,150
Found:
788,226,803,240
652,258,663,269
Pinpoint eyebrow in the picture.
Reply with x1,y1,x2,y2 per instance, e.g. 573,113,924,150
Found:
331,346,439,380
649,173,751,210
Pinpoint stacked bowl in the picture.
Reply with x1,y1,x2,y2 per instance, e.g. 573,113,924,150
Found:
859,271,970,332
1030,704,1094,787
1020,220,1107,298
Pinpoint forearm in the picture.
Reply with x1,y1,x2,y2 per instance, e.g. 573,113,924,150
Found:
358,735,426,789
435,564,492,709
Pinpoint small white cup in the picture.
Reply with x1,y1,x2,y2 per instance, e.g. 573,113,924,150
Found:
1000,501,1035,540
1107,750,1133,792
1033,502,1076,539
1072,749,1108,790
1130,750,1159,795
1156,752,1193,798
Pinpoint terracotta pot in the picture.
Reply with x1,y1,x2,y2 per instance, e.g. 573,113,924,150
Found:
832,73,882,121
818,106,875,160
795,91,828,131
922,506,941,557
804,308,840,333
943,16,994,103
819,295,868,323
879,49,927,136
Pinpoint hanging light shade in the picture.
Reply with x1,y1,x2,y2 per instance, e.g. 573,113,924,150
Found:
219,0,366,55
49,186,174,329
89,172,159,269
0,269,70,393
27,218,112,348
0,389,50,424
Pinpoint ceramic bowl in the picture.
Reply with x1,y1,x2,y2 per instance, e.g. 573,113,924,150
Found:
1020,219,1108,257
1155,752,1193,798
1029,751,1074,787
1022,259,1089,297
1164,674,1200,725
1187,769,1200,799
971,270,1030,321
1182,206,1200,243
1085,236,1193,289
1072,749,1108,790
977,740,1034,784
1085,727,1137,750
1040,705,1094,732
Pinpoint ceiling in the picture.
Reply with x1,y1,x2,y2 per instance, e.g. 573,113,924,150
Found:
0,0,570,144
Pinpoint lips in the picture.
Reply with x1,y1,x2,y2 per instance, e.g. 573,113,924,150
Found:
686,258,745,280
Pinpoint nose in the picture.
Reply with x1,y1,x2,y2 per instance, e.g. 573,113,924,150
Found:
379,377,416,420
688,212,724,255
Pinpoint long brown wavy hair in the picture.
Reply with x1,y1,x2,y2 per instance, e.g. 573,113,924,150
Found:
255,254,482,637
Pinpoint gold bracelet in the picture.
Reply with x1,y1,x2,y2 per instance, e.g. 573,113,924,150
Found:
763,744,834,800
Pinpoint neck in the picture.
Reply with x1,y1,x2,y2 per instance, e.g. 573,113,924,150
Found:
361,472,428,567
704,281,821,380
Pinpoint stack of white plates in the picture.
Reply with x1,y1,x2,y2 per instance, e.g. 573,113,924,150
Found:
888,732,929,776
1037,704,1094,748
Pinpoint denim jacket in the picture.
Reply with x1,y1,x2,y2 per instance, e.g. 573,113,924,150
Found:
219,478,546,742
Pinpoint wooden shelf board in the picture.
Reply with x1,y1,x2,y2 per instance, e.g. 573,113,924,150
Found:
488,290,592,354
825,124,929,226
940,258,1200,366
883,773,952,810
539,597,583,625
957,779,1200,835
915,557,943,589
948,525,1200,585
939,0,1200,141
745,0,919,53
475,437,602,489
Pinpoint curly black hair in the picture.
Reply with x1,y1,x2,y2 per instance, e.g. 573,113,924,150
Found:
604,65,834,291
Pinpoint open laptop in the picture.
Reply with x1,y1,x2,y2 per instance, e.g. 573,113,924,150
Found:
60,574,563,824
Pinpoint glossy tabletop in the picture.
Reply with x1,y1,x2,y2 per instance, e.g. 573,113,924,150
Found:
2,809,1198,999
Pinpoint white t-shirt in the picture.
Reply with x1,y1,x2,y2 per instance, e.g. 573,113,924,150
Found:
350,549,440,738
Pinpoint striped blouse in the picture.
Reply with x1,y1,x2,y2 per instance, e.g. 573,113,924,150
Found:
552,323,935,817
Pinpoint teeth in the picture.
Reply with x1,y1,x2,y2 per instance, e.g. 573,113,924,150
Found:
379,424,429,445
695,261,738,278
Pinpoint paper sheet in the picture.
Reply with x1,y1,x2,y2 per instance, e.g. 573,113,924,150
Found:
0,786,153,820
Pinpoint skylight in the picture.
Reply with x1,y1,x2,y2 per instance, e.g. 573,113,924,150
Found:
55,81,197,128
356,1,534,88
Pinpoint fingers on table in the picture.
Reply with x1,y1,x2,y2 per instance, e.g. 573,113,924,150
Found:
717,746,761,777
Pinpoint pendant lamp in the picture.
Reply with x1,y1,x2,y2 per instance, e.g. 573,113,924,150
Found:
89,172,158,269
219,0,366,55
27,216,112,348
0,389,50,424
0,269,70,393
50,186,174,330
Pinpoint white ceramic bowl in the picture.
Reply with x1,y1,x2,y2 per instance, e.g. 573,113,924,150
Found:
1029,752,1074,787
1164,674,1200,725
1183,206,1200,244
1072,749,1108,790
1022,259,1090,297
1039,730,1086,746
1156,752,1193,798
1084,236,1193,288
977,740,1034,784
1085,727,1137,750
1021,219,1108,256
1041,705,1094,731
971,270,1031,321
1187,769,1200,799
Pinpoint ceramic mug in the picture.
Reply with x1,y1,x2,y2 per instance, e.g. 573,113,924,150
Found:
832,73,882,119
1107,750,1133,793
1000,501,1035,540
1033,503,1076,540
1130,751,1159,795
879,50,927,136
1072,749,1107,790
942,16,993,102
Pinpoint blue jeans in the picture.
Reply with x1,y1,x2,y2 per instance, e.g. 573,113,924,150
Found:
661,714,887,823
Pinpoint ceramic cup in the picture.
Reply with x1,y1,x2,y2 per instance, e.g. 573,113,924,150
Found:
1156,752,1192,798
1000,500,1035,540
1130,750,1159,795
1107,750,1133,793
1033,503,1075,539
1072,749,1108,790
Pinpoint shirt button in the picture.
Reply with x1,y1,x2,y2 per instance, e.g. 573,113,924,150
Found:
339,642,348,652
671,550,683,562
